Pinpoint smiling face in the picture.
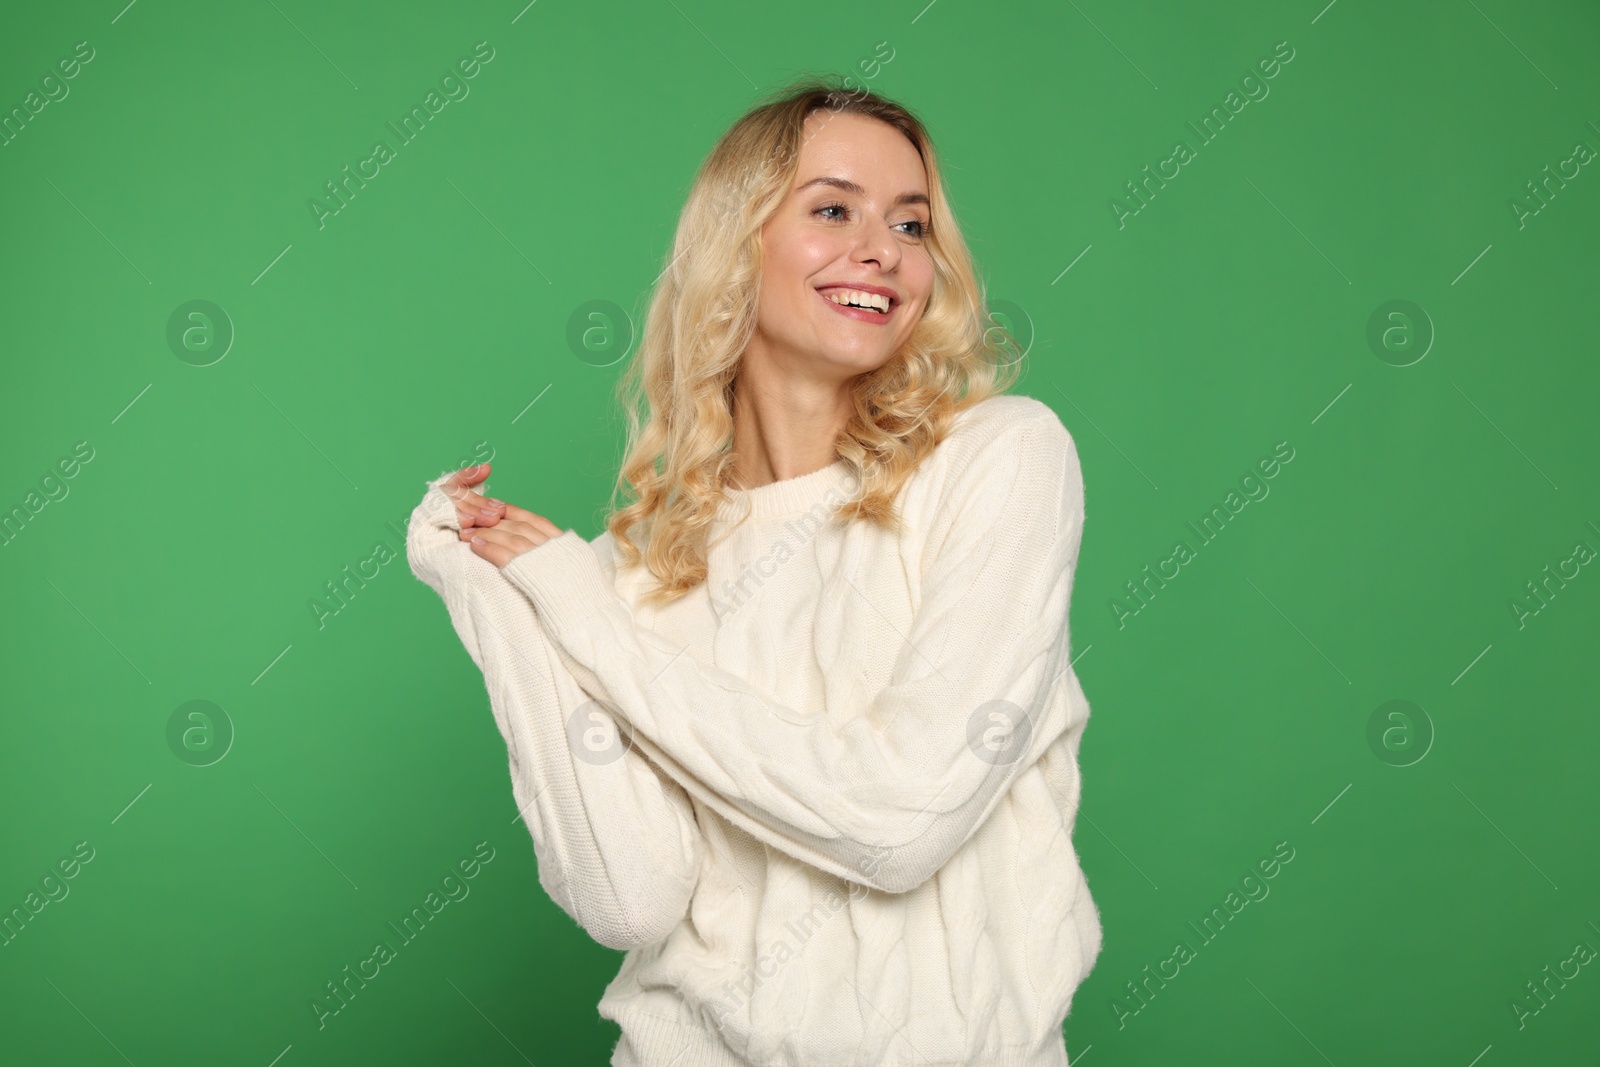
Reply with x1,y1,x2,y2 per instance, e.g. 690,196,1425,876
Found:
748,110,936,381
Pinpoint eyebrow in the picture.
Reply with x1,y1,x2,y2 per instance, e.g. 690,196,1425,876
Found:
795,176,930,210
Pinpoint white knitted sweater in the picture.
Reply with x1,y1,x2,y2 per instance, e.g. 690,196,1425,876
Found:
406,393,1102,1066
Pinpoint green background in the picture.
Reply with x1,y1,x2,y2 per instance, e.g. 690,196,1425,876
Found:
2,0,1597,1063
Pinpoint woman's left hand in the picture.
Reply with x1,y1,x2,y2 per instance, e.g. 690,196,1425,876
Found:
461,496,565,568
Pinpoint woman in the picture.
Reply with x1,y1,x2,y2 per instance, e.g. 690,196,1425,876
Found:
406,77,1101,1067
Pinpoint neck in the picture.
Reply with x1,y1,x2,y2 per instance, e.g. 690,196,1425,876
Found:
728,356,854,489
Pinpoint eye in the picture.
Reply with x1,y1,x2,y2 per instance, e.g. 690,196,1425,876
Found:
813,201,930,239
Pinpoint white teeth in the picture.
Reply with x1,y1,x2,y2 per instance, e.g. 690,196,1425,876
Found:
822,288,891,313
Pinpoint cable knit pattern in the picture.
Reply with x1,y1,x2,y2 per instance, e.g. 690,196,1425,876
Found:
406,481,704,951
406,393,1103,1066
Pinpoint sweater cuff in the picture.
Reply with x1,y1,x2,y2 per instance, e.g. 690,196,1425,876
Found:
501,528,618,637
415,472,462,531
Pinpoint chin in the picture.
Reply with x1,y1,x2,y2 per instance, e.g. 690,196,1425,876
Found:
825,347,899,376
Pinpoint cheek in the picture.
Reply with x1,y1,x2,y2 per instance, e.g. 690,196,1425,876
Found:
763,236,836,309
783,232,841,277
763,219,829,274
905,252,936,310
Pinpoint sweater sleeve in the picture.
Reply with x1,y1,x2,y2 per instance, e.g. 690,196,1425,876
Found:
500,410,1085,895
405,470,704,950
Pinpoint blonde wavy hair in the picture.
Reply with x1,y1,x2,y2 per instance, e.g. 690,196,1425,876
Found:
603,74,1023,608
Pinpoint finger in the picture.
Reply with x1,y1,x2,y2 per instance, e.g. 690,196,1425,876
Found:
464,521,551,566
497,502,562,539
445,478,505,528
466,528,528,568
460,517,538,548
463,528,509,567
443,463,493,503
454,462,491,487
460,492,506,528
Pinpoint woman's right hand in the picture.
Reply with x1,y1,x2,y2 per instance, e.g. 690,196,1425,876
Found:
442,463,506,530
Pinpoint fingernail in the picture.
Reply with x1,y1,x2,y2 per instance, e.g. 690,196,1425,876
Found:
485,498,503,507
471,535,485,545
479,507,499,519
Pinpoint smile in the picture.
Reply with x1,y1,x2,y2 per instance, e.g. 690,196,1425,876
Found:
816,287,895,324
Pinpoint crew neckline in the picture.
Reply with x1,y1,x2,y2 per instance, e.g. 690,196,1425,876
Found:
716,458,857,523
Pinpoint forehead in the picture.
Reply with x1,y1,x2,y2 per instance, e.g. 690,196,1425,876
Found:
793,110,927,190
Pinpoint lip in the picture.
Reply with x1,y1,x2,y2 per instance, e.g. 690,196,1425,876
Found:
815,283,898,324
816,288,894,324
816,281,899,306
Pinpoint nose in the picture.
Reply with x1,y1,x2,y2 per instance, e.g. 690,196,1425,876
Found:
850,209,902,272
